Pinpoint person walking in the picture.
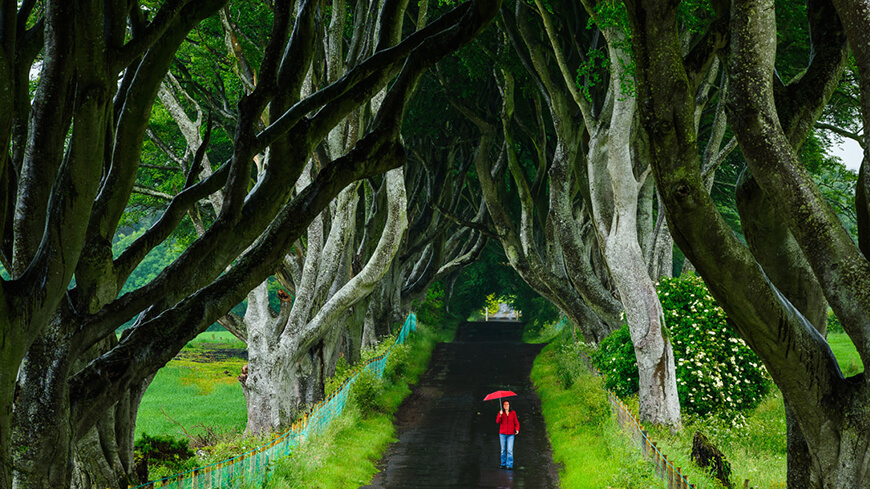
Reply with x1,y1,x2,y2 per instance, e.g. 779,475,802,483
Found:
496,399,520,470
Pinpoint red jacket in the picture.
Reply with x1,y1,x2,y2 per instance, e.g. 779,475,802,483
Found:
496,410,519,435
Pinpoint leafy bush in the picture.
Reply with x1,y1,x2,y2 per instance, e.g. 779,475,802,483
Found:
134,433,196,477
325,354,352,395
593,276,770,421
384,343,412,383
591,325,639,398
349,369,386,416
417,283,445,326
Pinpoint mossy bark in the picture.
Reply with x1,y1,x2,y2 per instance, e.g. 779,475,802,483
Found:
627,0,870,482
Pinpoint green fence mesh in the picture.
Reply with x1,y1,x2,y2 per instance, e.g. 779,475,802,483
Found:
130,312,417,489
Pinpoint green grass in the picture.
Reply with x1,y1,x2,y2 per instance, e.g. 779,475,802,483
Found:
644,390,787,488
828,332,864,376
531,338,664,489
136,330,247,441
260,317,458,489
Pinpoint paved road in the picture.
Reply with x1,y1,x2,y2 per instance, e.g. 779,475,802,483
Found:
363,321,561,489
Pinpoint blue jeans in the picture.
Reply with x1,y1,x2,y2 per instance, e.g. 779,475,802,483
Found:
499,434,515,468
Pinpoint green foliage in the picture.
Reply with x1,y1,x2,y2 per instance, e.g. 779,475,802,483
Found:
416,282,446,326
591,325,639,398
134,433,196,477
665,276,771,420
448,241,559,324
325,355,352,396
773,0,810,82
677,0,716,37
803,134,859,240
383,343,412,383
349,369,387,416
576,47,607,102
593,276,771,422
113,225,183,296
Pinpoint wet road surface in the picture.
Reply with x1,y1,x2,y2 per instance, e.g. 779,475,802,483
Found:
363,321,561,489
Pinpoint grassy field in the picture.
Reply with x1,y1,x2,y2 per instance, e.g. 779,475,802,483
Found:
136,331,247,441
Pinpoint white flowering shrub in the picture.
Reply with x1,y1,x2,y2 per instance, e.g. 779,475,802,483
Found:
593,275,771,420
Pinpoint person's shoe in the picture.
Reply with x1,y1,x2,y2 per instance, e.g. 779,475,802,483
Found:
507,466,513,470
500,465,506,469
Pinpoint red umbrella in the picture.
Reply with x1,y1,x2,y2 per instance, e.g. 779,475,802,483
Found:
483,390,517,401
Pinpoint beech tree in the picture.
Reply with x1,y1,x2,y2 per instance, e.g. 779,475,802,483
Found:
0,0,501,487
627,0,870,484
432,0,681,426
508,0,683,426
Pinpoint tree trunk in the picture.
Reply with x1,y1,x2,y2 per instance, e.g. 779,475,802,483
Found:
783,401,816,488
13,322,153,489
241,281,304,434
736,174,829,488
243,345,326,434
70,345,153,489
12,328,74,489
0,328,25,489
858,160,869,258
625,0,870,481
243,168,408,434
586,33,681,427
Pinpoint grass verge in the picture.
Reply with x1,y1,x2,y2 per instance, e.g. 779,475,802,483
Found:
531,334,664,489
260,316,458,489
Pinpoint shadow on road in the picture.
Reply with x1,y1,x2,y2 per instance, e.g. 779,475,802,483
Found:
363,320,561,489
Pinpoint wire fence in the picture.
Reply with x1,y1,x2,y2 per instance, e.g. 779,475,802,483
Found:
130,312,417,489
574,325,696,489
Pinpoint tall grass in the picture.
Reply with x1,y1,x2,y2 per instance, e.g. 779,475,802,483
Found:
531,336,664,489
